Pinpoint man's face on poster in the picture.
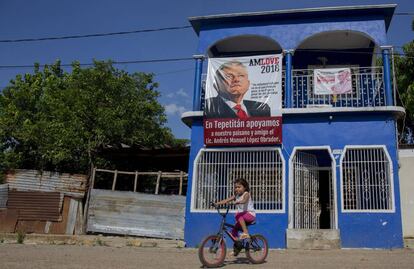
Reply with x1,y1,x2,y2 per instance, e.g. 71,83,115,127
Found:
216,63,250,101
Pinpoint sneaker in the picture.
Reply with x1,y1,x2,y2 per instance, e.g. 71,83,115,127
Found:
239,233,250,240
232,241,243,256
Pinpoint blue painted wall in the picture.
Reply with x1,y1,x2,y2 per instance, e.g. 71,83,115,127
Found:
185,7,402,249
184,113,403,248
184,119,288,248
283,112,402,248
197,17,387,54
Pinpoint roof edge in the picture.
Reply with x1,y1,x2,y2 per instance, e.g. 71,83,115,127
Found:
189,4,397,22
189,4,397,34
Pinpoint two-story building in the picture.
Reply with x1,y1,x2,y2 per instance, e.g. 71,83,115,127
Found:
182,4,404,249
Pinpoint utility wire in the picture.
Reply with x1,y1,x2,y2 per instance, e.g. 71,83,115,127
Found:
0,25,191,43
0,12,411,44
394,12,414,15
0,49,414,70
0,57,194,69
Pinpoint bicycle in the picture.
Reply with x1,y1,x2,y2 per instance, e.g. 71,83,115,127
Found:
198,203,268,268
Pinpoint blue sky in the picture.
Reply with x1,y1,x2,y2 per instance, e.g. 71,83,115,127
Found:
0,0,413,139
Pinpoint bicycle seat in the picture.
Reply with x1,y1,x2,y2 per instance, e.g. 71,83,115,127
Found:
247,221,256,226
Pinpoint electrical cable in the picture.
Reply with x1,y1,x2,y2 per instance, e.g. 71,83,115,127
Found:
0,57,194,69
0,12,410,44
0,25,191,43
2,49,413,70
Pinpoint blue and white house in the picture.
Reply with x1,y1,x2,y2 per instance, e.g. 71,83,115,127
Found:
182,4,404,249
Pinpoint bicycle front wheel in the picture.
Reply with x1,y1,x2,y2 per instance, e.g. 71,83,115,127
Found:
245,234,268,264
198,235,226,268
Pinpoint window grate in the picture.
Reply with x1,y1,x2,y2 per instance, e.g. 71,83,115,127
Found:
342,147,393,211
192,148,284,212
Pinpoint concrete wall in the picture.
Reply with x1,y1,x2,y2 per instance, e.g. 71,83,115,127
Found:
399,149,414,238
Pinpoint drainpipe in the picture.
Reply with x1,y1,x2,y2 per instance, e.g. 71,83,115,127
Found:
381,46,393,106
284,50,294,108
192,55,205,111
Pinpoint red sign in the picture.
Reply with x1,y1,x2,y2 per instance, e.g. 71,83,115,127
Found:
204,117,282,146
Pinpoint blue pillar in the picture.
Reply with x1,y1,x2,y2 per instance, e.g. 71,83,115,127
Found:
284,50,294,108
192,55,204,111
381,46,393,106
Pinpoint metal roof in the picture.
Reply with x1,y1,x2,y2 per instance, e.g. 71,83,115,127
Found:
8,191,62,221
0,184,8,208
6,169,87,198
189,4,397,34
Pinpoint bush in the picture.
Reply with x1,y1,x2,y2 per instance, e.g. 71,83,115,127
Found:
16,230,26,244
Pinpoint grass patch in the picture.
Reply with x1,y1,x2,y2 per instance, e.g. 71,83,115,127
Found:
94,238,104,246
16,230,26,244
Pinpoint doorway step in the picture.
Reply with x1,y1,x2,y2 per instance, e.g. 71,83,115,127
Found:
286,229,340,249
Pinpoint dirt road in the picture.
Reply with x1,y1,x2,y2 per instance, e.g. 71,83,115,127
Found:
1,244,414,269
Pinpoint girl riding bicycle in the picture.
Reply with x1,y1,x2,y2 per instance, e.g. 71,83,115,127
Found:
214,178,256,240
200,179,267,266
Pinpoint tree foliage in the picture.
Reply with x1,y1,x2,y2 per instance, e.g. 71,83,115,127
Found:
395,20,414,143
0,60,178,175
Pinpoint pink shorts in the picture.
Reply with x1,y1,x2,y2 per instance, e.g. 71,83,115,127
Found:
231,211,256,238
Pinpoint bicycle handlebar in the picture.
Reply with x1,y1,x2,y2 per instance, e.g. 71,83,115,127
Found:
210,202,230,216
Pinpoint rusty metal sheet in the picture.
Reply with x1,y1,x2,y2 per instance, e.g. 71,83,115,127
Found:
0,184,7,208
6,169,87,198
49,196,71,234
16,220,48,233
49,196,81,235
8,191,62,221
0,209,18,232
87,189,185,239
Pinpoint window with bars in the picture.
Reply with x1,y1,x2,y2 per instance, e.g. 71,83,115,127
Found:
341,146,394,211
192,148,284,212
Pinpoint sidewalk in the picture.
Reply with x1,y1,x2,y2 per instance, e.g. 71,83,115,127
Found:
0,233,185,248
2,244,414,269
2,233,414,250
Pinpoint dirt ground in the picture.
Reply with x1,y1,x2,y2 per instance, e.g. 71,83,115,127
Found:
1,244,414,269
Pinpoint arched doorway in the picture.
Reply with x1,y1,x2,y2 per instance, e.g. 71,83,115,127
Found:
291,31,385,108
207,35,282,57
295,30,379,69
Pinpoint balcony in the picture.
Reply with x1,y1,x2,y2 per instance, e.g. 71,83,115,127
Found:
291,66,387,108
200,66,392,110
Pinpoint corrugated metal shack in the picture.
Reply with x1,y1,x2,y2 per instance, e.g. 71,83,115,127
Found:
0,169,87,234
85,168,187,240
0,184,7,208
87,189,185,239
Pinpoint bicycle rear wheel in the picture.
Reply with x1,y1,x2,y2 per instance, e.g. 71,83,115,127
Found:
198,235,226,268
245,234,268,264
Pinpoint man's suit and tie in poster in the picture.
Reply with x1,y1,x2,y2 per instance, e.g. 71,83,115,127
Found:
203,55,283,146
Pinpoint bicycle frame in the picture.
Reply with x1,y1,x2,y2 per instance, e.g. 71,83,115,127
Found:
214,205,240,243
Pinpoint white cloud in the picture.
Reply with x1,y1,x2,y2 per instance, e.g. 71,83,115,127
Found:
166,88,189,99
164,103,186,116
177,88,189,97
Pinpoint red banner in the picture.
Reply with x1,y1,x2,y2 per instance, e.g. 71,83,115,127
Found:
204,117,282,146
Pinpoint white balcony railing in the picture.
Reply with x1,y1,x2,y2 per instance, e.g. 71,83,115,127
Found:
200,66,387,110
292,66,386,108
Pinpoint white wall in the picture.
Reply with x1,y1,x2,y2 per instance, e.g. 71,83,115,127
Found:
399,149,414,238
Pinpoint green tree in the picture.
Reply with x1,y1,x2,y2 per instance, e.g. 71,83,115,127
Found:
0,60,177,176
395,20,414,143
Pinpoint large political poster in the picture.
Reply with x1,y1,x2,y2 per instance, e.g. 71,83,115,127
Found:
203,54,283,146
